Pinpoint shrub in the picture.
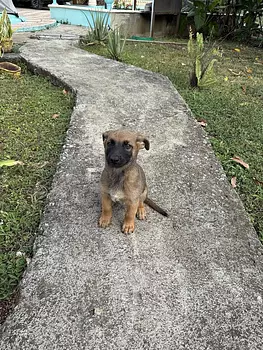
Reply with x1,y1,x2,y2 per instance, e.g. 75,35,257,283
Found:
182,0,263,42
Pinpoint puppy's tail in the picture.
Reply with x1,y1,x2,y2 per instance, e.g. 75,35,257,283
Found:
145,197,168,217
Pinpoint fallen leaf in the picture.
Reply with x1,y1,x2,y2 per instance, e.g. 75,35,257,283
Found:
241,85,246,94
32,161,49,168
231,176,237,188
234,48,241,52
231,156,249,169
224,76,229,81
254,178,263,186
197,119,207,127
254,59,263,65
228,68,242,76
246,67,252,74
62,89,68,94
52,113,60,119
0,160,24,167
181,63,186,66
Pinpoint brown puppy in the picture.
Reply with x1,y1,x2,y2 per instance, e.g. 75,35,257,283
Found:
99,129,168,234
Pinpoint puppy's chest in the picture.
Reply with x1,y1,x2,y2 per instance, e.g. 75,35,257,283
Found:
107,175,125,202
109,188,125,202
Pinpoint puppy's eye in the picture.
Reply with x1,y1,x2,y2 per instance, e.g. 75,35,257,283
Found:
107,139,115,146
123,141,132,150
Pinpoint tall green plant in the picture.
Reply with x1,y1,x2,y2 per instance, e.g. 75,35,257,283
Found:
183,0,221,36
234,0,263,40
188,29,217,88
0,8,13,40
107,27,126,61
82,11,109,45
183,0,263,41
0,8,14,53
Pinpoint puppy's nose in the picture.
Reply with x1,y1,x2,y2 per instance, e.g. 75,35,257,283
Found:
110,155,121,164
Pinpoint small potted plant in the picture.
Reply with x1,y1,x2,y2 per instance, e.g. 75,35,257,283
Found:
0,8,14,53
113,0,121,9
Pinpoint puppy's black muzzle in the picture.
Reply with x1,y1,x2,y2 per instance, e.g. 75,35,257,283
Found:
106,143,132,168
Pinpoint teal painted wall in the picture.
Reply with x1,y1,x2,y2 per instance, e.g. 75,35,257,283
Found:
49,6,111,28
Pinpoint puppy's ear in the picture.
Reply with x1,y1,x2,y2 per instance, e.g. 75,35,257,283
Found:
102,131,110,142
136,134,150,151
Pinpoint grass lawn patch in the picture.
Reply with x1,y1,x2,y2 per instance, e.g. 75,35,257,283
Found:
84,41,263,241
0,64,74,320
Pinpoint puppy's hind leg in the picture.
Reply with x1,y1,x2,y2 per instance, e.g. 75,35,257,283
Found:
137,201,146,220
136,188,147,220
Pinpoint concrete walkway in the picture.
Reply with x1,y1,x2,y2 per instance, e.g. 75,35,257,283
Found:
1,35,263,349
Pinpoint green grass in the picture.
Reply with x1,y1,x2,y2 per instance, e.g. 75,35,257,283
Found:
84,40,263,241
0,65,74,302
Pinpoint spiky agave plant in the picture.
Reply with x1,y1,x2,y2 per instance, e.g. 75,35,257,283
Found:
107,27,126,61
188,27,217,88
82,11,110,45
0,8,14,53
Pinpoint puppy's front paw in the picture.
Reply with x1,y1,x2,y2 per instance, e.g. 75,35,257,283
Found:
99,215,112,228
122,221,135,234
137,207,146,220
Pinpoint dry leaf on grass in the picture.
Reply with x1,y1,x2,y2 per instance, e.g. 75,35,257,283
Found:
197,119,207,127
254,178,263,186
228,68,242,76
231,176,237,188
231,156,249,169
246,67,252,74
241,86,246,94
32,161,49,169
52,114,60,119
